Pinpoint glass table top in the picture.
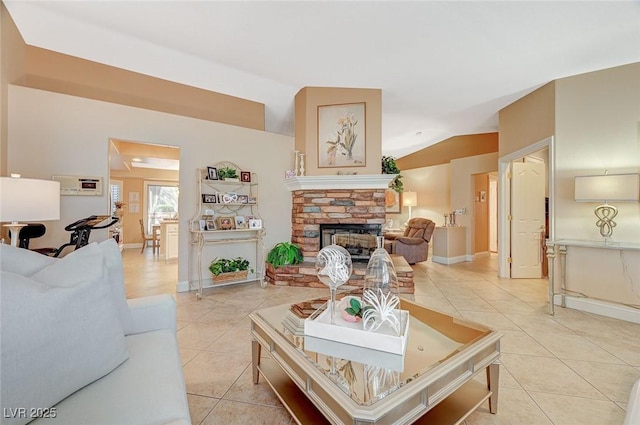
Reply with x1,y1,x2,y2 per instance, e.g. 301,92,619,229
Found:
255,297,492,406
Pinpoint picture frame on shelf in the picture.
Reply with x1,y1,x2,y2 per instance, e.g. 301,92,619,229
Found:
205,220,216,231
221,193,238,204
216,216,235,230
318,102,366,168
234,215,247,229
240,171,251,183
248,196,257,204
202,193,217,204
207,167,218,180
238,195,249,204
248,218,263,229
198,220,206,231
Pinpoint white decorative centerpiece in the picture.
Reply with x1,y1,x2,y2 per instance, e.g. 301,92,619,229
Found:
315,244,352,325
362,236,401,336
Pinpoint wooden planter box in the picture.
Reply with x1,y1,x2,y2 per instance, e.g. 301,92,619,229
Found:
211,270,248,283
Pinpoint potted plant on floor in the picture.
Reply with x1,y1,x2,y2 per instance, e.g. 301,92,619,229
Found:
266,242,304,268
209,257,253,282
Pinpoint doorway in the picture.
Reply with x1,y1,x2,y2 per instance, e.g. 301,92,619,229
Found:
498,137,554,278
108,139,180,293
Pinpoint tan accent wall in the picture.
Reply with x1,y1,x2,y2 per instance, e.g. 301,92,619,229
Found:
295,87,382,176
473,173,489,253
498,82,555,157
396,133,498,171
0,3,27,176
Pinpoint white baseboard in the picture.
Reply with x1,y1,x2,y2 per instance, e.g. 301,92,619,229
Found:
432,255,467,265
554,294,640,324
177,280,191,293
475,251,490,257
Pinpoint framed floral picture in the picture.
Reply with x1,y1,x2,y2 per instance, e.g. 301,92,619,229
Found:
318,102,366,168
385,189,402,214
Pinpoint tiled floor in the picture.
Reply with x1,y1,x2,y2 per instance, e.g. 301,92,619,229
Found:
122,248,639,425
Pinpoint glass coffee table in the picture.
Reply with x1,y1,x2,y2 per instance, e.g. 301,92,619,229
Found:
250,297,502,425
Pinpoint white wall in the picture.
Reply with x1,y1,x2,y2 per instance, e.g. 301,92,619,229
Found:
7,85,294,289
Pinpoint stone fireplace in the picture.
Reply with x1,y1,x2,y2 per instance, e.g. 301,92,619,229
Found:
264,175,415,293
319,223,381,262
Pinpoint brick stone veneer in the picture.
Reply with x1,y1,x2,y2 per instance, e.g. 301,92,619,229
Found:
264,187,414,293
265,254,415,294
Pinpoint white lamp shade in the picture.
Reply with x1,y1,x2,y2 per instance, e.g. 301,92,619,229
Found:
402,191,418,207
0,177,60,222
574,173,639,202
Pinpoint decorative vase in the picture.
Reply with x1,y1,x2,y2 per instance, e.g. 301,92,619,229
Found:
316,244,352,325
362,236,401,335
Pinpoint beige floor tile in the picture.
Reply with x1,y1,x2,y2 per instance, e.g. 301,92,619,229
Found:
563,359,640,403
201,399,292,425
446,294,497,312
187,394,219,425
183,351,249,398
498,330,554,357
500,353,605,399
528,391,626,425
180,347,201,366
177,321,234,350
224,365,284,407
459,311,521,331
485,298,539,315
527,331,625,363
502,313,575,334
465,388,553,425
584,336,640,366
205,324,252,361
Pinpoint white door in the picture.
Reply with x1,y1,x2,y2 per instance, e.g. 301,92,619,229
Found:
511,162,545,278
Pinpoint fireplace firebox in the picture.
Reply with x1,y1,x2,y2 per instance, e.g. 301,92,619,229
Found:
319,223,382,262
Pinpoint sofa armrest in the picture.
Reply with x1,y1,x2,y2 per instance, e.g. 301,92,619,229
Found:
126,294,177,336
384,232,403,241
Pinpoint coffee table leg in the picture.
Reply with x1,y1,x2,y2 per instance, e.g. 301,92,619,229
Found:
487,361,500,413
252,339,261,384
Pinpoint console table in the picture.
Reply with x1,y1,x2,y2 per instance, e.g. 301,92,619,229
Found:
545,239,640,316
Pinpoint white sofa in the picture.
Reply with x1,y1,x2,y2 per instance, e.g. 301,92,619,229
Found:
625,379,640,425
0,240,191,425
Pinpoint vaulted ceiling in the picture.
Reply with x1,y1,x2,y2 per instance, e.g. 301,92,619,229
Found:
5,1,640,158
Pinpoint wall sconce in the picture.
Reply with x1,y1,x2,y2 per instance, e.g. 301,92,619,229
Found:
0,175,60,246
574,172,639,241
402,191,417,224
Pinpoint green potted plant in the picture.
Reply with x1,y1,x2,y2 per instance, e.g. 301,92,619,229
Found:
381,155,403,193
209,256,253,282
218,167,239,181
266,242,303,268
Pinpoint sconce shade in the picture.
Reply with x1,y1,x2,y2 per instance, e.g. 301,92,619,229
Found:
575,173,639,202
402,191,418,207
0,177,61,222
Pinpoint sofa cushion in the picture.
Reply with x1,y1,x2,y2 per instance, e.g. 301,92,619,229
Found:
0,246,129,425
0,243,56,275
31,330,191,425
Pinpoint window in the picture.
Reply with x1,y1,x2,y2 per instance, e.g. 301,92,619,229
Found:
110,180,123,214
145,182,179,233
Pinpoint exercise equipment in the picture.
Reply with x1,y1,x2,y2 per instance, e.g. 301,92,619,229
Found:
52,215,120,257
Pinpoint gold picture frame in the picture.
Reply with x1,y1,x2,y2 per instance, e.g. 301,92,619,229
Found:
385,189,402,214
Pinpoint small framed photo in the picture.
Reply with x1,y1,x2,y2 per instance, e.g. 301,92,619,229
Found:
207,167,218,180
205,220,216,231
216,216,235,230
198,220,206,231
202,193,217,204
248,196,257,204
221,192,238,204
248,218,263,229
285,170,296,179
240,171,251,183
237,195,249,204
234,215,247,229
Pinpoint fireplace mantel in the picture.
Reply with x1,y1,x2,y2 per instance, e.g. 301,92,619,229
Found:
285,174,397,191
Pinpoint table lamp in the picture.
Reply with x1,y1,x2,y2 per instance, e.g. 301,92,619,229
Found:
402,191,417,226
574,172,639,242
0,175,60,247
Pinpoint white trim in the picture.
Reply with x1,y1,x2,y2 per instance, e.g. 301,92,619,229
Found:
432,255,468,265
554,294,640,324
474,251,490,257
284,175,396,191
498,136,555,278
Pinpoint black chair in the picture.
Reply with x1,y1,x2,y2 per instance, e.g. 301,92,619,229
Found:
9,223,58,256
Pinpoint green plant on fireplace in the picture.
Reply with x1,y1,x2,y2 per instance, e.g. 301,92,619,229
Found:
266,242,303,268
381,155,403,193
208,257,253,275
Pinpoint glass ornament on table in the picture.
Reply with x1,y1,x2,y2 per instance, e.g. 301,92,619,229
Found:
362,236,401,336
315,243,353,325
